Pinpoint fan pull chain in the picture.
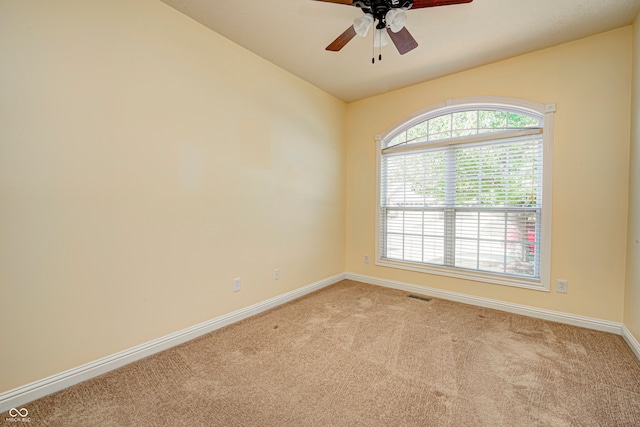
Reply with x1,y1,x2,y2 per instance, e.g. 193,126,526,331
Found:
372,32,375,64
372,29,383,64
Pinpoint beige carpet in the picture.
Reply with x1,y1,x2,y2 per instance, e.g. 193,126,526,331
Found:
5,280,640,426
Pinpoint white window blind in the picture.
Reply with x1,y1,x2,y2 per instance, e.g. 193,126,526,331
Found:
379,106,546,283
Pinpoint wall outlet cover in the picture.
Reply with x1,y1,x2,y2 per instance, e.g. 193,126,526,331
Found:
556,279,568,294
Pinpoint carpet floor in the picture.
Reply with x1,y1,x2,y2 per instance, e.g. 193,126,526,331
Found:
5,280,640,426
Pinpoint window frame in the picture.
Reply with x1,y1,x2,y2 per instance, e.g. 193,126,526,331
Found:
375,97,555,291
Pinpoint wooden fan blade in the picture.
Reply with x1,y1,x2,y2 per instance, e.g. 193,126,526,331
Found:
412,0,472,8
315,0,353,5
387,27,418,55
326,25,357,51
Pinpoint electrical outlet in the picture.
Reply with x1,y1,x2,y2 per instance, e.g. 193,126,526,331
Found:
364,254,370,264
233,278,241,292
556,279,568,294
274,268,280,280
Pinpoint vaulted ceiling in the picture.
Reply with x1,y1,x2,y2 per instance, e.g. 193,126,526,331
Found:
159,0,640,102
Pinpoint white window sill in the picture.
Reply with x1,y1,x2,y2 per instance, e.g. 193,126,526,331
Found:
376,257,550,292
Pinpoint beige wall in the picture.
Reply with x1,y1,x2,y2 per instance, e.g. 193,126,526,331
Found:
0,0,346,393
346,28,632,322
625,15,640,342
1,0,636,398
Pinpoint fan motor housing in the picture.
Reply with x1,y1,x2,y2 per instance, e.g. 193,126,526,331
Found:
353,0,413,10
354,0,413,26
353,0,413,30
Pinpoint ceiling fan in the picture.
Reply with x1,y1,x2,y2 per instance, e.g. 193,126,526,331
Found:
317,0,473,60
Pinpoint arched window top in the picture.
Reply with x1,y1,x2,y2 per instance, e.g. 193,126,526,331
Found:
386,106,542,149
377,97,554,151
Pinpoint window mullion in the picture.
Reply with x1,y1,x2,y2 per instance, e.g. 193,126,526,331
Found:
476,211,480,271
402,155,407,261
503,210,508,274
422,154,426,263
444,147,456,267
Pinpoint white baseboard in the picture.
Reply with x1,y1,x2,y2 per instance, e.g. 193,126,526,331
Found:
622,324,640,361
3,271,637,413
0,273,346,413
346,272,623,335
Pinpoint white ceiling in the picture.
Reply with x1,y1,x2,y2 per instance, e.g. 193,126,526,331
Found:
159,0,640,102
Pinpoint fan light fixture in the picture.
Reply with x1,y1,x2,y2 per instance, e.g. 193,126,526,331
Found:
386,9,407,33
320,0,474,61
353,10,406,61
354,14,374,37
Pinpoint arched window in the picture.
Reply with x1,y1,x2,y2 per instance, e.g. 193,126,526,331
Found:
376,97,554,290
